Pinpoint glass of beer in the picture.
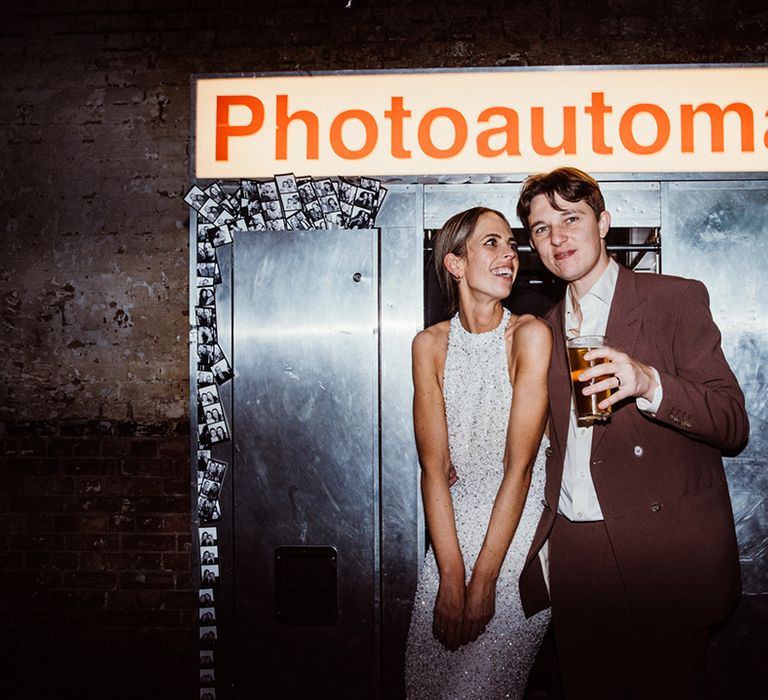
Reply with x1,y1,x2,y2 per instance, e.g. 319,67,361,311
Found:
567,335,611,422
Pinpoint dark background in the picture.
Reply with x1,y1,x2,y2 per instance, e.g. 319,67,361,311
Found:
1,1,766,697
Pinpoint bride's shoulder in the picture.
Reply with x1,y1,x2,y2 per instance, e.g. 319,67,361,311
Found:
412,322,451,383
506,314,552,356
412,320,450,357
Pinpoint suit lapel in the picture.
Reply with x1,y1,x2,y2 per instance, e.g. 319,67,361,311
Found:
591,265,646,452
546,300,571,457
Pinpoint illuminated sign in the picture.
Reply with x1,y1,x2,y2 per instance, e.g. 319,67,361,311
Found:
194,67,768,178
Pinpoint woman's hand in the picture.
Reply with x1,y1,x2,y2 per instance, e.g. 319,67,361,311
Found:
461,574,496,645
433,576,466,651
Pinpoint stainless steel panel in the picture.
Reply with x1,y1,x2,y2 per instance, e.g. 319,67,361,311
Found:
379,186,424,699
600,182,661,228
664,181,768,595
424,182,660,229
232,228,379,697
424,184,521,228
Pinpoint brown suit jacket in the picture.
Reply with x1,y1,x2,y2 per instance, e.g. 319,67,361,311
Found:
519,265,749,639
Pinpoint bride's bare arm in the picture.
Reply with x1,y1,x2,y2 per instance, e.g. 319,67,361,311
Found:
412,328,466,651
461,318,551,644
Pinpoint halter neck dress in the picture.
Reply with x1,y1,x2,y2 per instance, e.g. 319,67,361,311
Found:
405,309,550,699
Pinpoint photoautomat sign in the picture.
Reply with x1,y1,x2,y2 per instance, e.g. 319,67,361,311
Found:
194,67,768,178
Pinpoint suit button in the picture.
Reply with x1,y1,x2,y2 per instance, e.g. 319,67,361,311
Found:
633,445,644,457
545,446,553,457
650,502,662,512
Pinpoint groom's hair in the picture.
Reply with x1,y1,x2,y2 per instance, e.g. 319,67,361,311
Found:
434,206,512,316
516,167,606,236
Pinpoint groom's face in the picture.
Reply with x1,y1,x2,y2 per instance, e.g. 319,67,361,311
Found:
527,193,610,289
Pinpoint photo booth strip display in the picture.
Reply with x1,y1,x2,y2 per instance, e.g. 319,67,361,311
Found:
195,462,224,693
187,175,387,700
191,180,235,463
198,524,219,697
197,450,227,524
184,174,387,233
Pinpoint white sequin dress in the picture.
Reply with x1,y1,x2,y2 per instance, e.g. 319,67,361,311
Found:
405,309,551,699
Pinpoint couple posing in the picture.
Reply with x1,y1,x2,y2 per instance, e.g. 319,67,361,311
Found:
405,168,748,699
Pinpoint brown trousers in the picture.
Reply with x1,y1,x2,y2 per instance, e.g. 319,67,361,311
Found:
548,514,708,700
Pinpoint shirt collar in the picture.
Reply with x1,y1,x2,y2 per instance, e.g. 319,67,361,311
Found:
565,259,619,334
584,258,619,306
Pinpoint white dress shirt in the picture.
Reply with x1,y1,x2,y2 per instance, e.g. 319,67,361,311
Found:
559,259,663,521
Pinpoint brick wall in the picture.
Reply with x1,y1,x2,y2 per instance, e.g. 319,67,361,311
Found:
1,1,766,698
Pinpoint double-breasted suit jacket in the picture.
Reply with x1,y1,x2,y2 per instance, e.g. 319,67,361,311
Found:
519,264,749,640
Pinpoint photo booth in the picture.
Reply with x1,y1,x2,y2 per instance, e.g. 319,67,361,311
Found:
188,68,768,699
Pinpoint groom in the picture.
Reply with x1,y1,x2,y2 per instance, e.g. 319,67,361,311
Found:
515,167,748,698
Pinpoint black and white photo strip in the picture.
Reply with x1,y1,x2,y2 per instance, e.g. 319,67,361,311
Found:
199,583,217,697
185,174,386,234
197,449,227,524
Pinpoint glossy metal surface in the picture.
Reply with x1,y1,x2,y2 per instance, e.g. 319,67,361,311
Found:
664,181,768,595
378,185,424,699
424,182,661,229
232,228,379,697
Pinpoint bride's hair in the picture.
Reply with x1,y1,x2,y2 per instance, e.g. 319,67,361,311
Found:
433,206,512,315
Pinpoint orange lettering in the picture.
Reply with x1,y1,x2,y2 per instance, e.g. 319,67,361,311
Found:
418,108,467,159
619,104,670,154
531,106,576,155
329,110,378,159
384,97,412,158
585,92,613,155
680,103,755,153
276,94,319,160
765,112,768,149
215,95,264,161
476,107,521,156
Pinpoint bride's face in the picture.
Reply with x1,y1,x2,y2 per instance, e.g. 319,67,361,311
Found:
458,213,518,299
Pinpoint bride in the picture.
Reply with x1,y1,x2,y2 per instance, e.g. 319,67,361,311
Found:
405,207,552,699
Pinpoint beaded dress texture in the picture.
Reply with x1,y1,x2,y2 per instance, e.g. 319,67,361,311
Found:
405,309,550,699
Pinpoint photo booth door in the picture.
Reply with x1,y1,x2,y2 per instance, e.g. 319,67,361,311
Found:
232,228,380,698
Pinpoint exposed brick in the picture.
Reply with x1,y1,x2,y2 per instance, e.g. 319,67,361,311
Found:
119,457,177,476
130,439,158,458
129,476,164,497
117,494,188,513
25,514,54,532
62,457,117,475
10,438,47,457
119,570,176,589
22,475,74,496
100,436,132,457
80,550,162,570
121,533,176,551
1,3,766,698
18,495,74,513
71,439,102,457
24,550,79,570
63,533,120,551
0,551,25,569
162,513,190,532
80,513,110,532
5,457,59,476
162,552,190,570
135,515,164,531
46,438,72,457
108,513,136,532
53,514,82,532
60,570,118,589
162,477,188,495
